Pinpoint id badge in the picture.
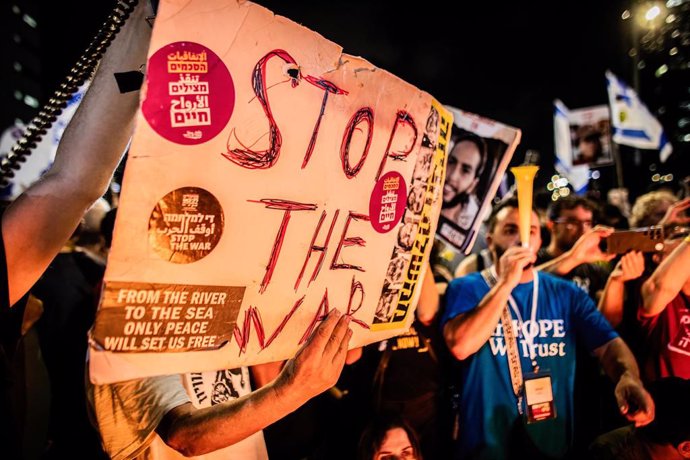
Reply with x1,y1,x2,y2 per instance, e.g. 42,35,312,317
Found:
523,372,556,423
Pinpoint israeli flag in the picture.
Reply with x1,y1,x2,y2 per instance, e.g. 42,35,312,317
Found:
0,81,90,200
606,70,673,162
553,100,589,193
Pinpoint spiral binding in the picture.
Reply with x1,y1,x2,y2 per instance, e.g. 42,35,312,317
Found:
0,0,140,188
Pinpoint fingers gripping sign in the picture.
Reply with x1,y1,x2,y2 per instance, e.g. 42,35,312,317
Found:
278,309,352,404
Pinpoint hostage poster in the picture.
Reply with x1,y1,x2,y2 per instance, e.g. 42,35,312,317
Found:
89,0,451,383
431,107,520,283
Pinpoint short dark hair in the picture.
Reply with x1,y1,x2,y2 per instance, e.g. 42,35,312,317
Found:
357,413,423,460
546,195,598,222
449,129,488,179
487,198,519,233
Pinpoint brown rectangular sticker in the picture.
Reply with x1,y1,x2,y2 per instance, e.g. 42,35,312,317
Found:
92,281,244,353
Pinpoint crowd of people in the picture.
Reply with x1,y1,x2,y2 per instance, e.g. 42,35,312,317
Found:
2,2,690,460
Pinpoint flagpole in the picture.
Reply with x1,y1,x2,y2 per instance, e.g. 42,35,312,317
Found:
629,9,643,168
610,138,624,188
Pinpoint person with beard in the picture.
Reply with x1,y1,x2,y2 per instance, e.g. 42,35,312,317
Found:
536,196,612,301
441,131,487,231
430,131,488,289
441,199,654,460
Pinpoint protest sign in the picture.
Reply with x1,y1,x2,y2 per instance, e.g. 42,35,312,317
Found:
89,0,451,383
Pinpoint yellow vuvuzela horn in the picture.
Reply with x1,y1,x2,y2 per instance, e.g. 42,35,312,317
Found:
510,165,539,247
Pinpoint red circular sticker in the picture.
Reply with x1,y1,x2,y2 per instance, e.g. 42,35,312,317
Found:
148,187,224,264
369,171,407,233
142,42,234,145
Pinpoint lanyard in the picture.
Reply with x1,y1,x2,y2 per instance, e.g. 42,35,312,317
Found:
486,266,540,413
491,266,541,369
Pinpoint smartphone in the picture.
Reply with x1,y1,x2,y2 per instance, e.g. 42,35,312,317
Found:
601,226,666,254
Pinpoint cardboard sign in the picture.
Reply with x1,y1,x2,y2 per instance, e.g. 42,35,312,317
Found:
89,0,451,383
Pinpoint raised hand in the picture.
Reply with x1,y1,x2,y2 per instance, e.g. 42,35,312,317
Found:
274,309,352,406
610,250,645,282
570,225,616,264
497,246,536,289
659,197,690,228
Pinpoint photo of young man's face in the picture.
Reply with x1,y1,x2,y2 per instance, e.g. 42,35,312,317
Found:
572,124,603,166
443,140,481,208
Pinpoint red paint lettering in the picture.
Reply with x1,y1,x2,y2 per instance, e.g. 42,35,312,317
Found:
233,297,306,353
331,212,370,271
340,107,374,179
300,290,331,344
250,199,317,293
346,276,370,329
376,110,417,181
222,50,297,169
302,76,348,168
294,209,340,291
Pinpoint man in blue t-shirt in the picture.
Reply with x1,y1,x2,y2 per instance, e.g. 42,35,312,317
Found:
442,200,654,459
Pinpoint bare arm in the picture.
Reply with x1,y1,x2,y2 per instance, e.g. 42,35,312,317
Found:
597,251,645,327
537,226,614,276
454,253,478,278
160,309,352,457
416,264,439,326
641,237,690,317
593,337,654,426
2,1,152,306
443,246,534,360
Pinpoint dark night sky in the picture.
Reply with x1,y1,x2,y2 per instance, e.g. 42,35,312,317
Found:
255,1,631,172
36,0,632,182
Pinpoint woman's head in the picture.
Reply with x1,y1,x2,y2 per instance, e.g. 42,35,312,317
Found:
358,413,422,460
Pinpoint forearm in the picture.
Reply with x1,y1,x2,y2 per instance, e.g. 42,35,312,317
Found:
166,381,304,457
454,254,478,278
536,250,579,276
2,2,152,305
595,337,654,426
416,265,439,326
164,309,351,457
641,239,690,315
444,281,512,360
595,337,641,384
597,277,625,327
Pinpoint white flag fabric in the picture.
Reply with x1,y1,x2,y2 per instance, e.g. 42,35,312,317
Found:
606,70,673,162
0,81,90,200
553,100,589,193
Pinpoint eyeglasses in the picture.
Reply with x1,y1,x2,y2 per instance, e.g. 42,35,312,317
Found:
553,218,593,230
